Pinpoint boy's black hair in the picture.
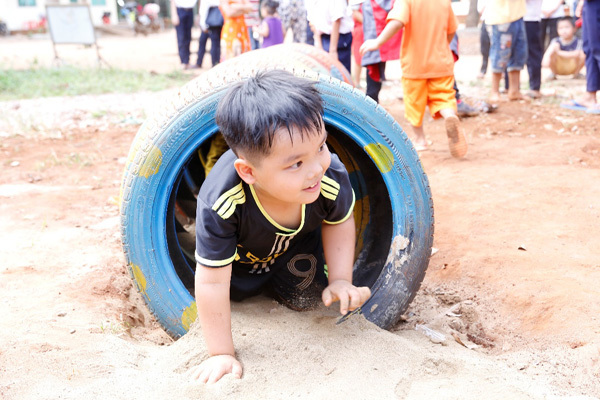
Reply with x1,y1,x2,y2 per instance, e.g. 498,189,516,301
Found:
215,69,324,162
262,0,279,15
557,16,575,27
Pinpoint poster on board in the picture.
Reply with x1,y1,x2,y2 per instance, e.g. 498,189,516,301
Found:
46,5,96,45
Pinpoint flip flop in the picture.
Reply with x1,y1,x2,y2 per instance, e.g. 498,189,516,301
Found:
587,106,600,115
560,100,589,111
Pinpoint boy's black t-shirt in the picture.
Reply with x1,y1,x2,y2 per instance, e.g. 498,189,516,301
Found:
194,149,355,277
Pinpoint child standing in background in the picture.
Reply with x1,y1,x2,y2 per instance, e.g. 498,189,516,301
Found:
485,0,528,102
360,0,467,158
220,0,254,61
524,0,543,99
198,0,224,68
357,0,402,104
257,0,285,48
306,0,354,73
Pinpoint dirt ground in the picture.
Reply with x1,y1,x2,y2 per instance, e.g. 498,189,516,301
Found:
1,30,600,399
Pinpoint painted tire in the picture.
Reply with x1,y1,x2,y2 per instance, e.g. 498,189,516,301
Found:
120,47,434,338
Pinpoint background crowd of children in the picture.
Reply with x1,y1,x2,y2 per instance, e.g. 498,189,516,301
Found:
476,0,597,113
171,0,600,155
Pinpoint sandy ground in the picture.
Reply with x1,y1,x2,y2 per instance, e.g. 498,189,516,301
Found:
1,29,600,399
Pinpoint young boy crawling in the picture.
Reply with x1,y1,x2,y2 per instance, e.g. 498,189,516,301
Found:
191,70,371,383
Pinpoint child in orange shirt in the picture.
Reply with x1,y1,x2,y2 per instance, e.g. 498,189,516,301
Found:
360,0,467,158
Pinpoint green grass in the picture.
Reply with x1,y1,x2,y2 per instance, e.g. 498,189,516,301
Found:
0,66,191,101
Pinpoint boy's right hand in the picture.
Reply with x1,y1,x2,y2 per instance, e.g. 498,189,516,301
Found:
190,354,243,384
322,280,371,315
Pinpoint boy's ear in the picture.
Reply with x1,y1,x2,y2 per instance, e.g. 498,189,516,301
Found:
233,158,257,185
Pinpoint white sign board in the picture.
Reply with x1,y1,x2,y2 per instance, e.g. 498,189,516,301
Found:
46,5,96,45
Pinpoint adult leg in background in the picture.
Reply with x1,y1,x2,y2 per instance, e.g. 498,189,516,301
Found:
197,30,209,67
525,20,543,97
175,7,194,66
580,0,600,109
209,26,222,66
480,21,490,77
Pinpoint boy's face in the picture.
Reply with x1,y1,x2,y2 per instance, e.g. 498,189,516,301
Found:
240,123,331,207
557,21,575,40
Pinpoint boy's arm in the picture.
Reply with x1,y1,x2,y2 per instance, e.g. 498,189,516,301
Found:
545,39,584,59
321,215,371,314
219,0,252,18
314,29,323,50
171,0,179,26
190,263,242,383
542,0,563,18
575,0,584,18
541,41,555,67
329,18,341,59
257,19,269,37
359,20,404,56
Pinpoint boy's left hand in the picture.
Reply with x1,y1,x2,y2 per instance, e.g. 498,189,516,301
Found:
322,280,371,315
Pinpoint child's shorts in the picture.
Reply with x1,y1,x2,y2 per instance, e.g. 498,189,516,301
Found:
401,76,457,127
488,18,528,73
228,233,328,310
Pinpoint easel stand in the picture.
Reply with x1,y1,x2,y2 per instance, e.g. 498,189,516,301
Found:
46,4,110,68
51,41,110,68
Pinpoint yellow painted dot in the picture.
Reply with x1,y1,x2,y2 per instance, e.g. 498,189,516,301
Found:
181,302,198,331
364,143,394,173
138,145,163,178
130,263,148,299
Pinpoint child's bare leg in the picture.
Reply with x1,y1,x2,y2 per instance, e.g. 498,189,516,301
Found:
507,70,524,100
411,124,428,151
542,42,558,73
574,52,586,76
439,108,468,158
490,72,502,102
547,52,559,76
352,60,362,88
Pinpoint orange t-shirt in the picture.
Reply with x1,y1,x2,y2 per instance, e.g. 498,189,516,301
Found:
387,0,457,79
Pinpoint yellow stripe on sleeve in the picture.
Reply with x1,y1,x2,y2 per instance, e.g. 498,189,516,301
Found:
323,190,356,225
321,175,340,190
212,183,244,213
212,183,245,220
195,250,237,267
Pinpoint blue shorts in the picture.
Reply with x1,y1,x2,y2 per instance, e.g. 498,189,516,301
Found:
488,18,528,73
